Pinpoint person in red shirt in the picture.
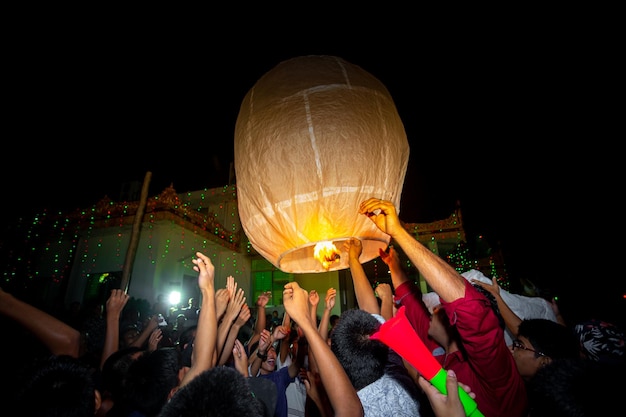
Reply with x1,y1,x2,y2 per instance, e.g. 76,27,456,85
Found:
360,198,528,417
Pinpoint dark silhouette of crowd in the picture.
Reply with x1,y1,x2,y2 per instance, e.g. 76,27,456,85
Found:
1,198,624,417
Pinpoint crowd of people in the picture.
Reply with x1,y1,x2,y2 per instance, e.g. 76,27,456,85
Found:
1,198,624,417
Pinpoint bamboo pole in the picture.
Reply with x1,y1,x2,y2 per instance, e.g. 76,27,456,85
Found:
120,171,152,293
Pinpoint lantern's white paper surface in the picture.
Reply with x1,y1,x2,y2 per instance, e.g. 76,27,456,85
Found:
235,55,409,273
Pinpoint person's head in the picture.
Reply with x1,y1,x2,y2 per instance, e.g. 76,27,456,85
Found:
100,346,144,413
527,357,622,417
514,318,580,381
16,354,101,417
330,308,388,390
427,304,463,351
114,347,182,416
330,314,340,328
159,366,270,417
259,345,278,374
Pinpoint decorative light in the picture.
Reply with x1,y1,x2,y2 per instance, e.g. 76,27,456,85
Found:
235,55,409,273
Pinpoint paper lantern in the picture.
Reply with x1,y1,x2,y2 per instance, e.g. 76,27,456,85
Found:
234,55,409,273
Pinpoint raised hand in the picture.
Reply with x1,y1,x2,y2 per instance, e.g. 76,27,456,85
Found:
226,275,236,300
257,328,271,353
232,338,249,377
325,288,336,311
471,277,501,299
309,289,320,308
272,324,290,342
214,288,230,321
343,237,363,261
375,283,393,302
224,287,246,324
283,282,310,327
148,328,163,352
256,291,271,308
192,252,215,291
236,304,251,327
106,289,129,318
359,198,403,237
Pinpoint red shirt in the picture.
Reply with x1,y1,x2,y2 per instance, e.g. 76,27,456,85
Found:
394,279,528,417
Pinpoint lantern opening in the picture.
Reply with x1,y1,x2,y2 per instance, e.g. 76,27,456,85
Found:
276,237,389,273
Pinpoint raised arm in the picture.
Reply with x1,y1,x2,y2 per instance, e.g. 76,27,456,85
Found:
318,287,336,342
216,287,246,363
218,301,251,366
343,237,380,314
0,287,81,357
247,291,270,349
375,283,394,321
100,289,130,368
283,282,364,417
129,315,158,349
179,252,217,387
360,198,466,303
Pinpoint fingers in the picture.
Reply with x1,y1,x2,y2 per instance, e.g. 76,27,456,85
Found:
444,369,460,402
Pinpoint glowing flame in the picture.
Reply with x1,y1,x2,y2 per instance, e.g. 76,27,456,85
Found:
313,241,341,270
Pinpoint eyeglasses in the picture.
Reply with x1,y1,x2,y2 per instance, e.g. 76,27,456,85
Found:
512,339,546,357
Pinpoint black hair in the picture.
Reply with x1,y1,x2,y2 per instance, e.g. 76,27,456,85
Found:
330,308,387,390
100,346,144,401
518,319,580,360
159,366,268,417
17,354,98,417
527,357,622,416
112,347,181,417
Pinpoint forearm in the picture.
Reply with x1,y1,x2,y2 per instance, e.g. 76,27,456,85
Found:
349,258,379,314
217,323,241,365
248,348,263,376
392,228,465,302
318,309,331,341
379,296,393,321
216,319,233,362
494,294,523,336
254,306,266,335
0,290,80,357
101,313,122,369
299,321,363,417
183,285,216,385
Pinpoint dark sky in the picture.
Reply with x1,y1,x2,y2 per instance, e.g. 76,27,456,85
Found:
3,20,622,324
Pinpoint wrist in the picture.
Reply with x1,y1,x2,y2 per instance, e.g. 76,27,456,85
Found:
256,350,268,361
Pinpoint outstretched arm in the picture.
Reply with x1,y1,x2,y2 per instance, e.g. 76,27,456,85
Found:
360,199,466,303
0,287,81,357
179,252,217,388
343,237,380,314
218,302,251,365
101,289,130,368
375,283,394,321
283,282,364,417
247,291,270,349
318,287,336,342
216,287,246,363
283,282,363,417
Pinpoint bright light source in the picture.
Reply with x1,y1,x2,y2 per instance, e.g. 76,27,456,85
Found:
168,291,181,306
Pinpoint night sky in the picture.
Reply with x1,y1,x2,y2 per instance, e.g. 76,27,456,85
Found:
2,19,622,326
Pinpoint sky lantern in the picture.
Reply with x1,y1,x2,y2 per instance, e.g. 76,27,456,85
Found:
234,55,409,273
